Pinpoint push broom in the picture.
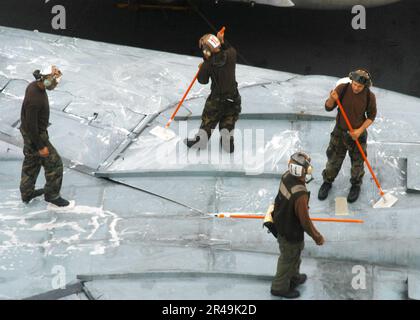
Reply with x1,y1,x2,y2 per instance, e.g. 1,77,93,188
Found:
150,27,226,141
213,203,362,241
335,97,398,208
214,213,364,224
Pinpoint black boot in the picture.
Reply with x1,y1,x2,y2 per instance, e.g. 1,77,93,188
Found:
220,136,234,153
184,136,204,149
47,197,70,207
318,182,332,200
271,288,300,299
347,185,361,203
22,188,45,204
290,273,307,289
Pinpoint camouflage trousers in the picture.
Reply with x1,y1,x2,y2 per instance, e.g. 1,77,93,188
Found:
322,126,367,187
271,235,304,293
20,129,63,202
198,93,241,142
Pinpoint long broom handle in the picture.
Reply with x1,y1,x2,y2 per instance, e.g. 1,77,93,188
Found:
164,26,226,129
214,213,363,224
164,71,199,128
335,98,385,197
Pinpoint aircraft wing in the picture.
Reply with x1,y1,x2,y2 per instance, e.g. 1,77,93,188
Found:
1,26,419,300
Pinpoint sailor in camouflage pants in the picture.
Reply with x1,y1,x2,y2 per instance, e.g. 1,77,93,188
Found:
195,93,241,152
322,126,367,187
20,130,63,203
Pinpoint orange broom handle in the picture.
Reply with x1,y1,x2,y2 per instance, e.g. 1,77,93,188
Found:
310,217,363,223
335,98,385,197
164,26,226,129
165,71,199,128
215,214,363,224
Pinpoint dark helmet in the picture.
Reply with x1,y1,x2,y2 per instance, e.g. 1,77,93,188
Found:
349,69,373,87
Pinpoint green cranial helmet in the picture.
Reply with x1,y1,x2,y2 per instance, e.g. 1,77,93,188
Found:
349,69,373,87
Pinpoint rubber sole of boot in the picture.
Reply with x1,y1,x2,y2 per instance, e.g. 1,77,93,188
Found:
271,289,300,299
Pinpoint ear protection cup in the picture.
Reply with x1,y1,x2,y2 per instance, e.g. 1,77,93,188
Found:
358,68,372,81
41,74,61,90
361,68,373,87
202,45,212,59
43,77,52,88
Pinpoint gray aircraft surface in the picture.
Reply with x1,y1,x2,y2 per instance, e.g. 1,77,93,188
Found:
0,25,419,300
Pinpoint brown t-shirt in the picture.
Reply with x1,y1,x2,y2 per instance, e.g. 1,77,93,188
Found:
198,43,238,99
325,83,377,130
20,81,50,150
294,194,322,242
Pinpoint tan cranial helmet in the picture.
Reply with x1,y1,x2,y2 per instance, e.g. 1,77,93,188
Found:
39,65,62,90
199,34,221,58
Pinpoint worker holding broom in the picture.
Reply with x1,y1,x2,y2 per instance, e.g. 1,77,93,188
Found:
268,152,325,299
184,28,241,153
318,69,377,203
